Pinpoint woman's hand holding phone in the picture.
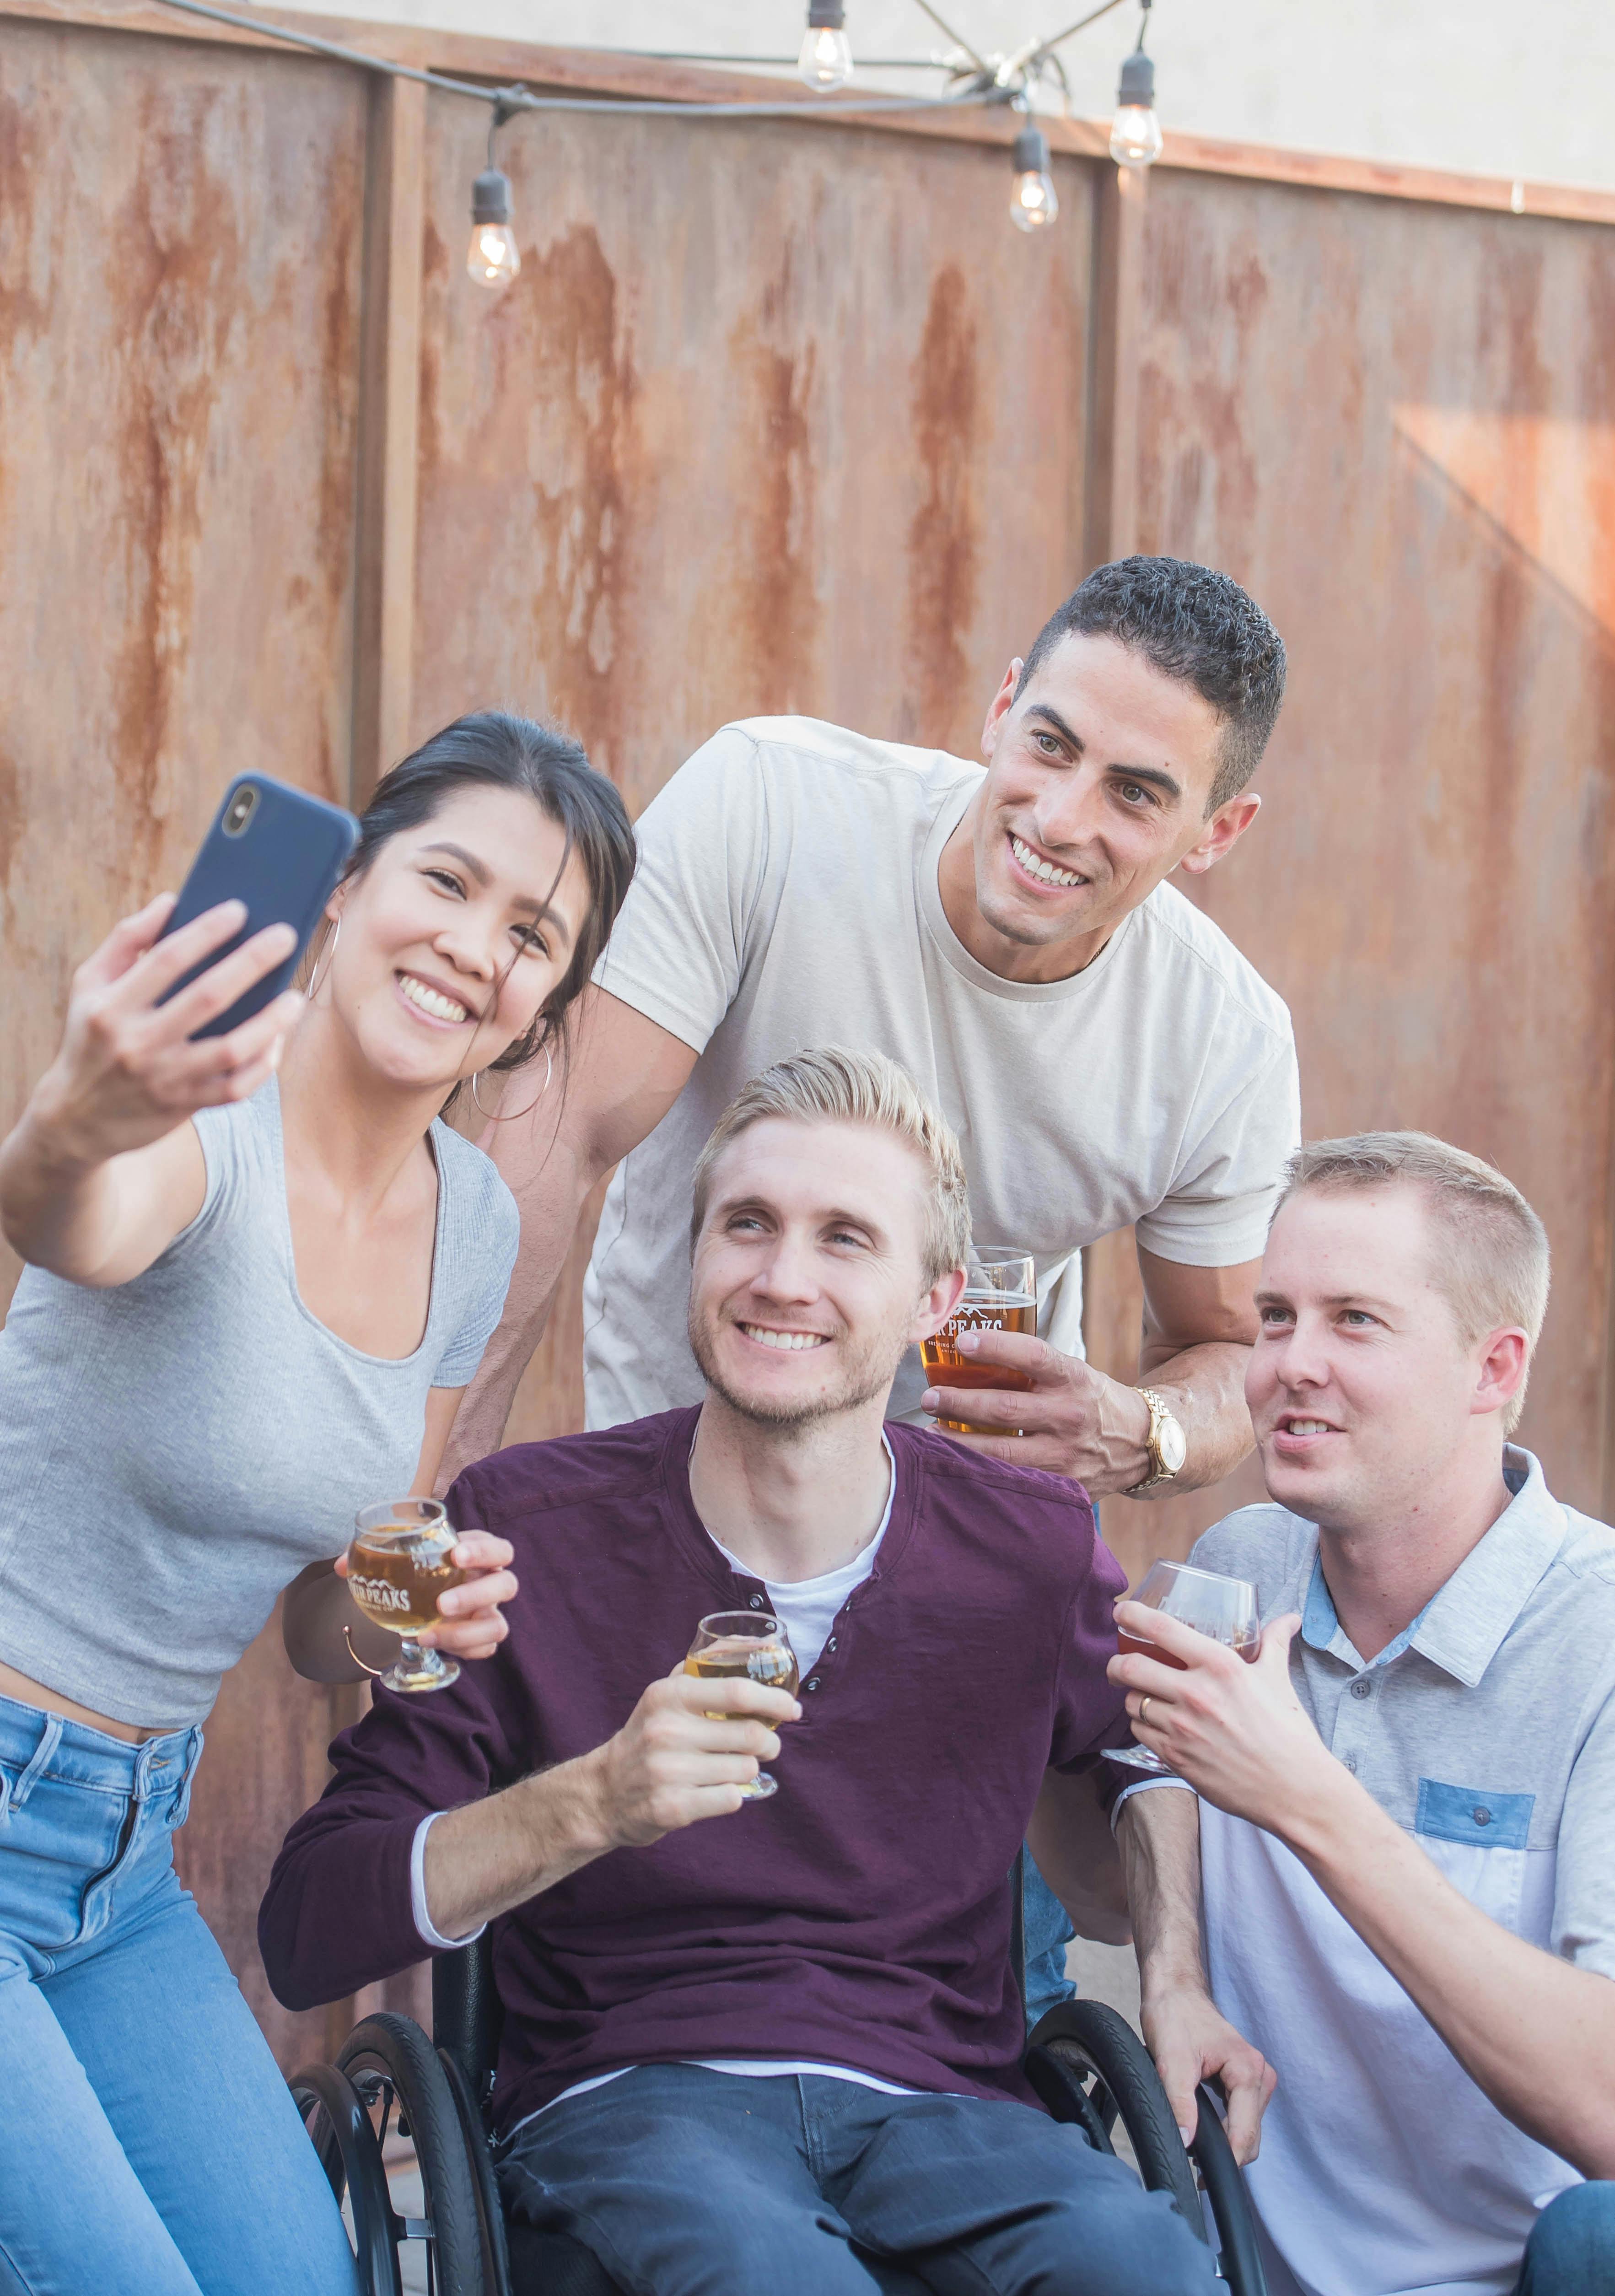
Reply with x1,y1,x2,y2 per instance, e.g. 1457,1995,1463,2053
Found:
32,891,306,1164
0,892,306,1284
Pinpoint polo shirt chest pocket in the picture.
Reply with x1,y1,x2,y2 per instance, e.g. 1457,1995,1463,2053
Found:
1415,1779,1536,1933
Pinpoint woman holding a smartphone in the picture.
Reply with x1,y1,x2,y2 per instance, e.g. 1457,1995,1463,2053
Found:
0,712,634,2295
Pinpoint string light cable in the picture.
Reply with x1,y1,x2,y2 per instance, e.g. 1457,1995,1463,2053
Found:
146,0,1168,270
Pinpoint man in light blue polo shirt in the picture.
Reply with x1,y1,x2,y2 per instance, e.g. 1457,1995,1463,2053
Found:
1109,1132,1615,2296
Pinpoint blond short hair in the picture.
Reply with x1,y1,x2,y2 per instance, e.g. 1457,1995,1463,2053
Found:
1275,1131,1550,1434
689,1047,971,1288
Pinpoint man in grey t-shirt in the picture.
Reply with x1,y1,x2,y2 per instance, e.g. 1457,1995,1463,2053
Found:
447,556,1298,1507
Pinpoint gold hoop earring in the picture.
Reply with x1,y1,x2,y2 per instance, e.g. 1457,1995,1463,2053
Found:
307,915,341,1001
471,1039,553,1122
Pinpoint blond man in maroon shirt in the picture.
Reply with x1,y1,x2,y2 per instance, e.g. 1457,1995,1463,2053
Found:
264,1049,1217,2296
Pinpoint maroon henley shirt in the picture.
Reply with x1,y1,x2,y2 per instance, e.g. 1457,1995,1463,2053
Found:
259,1408,1133,2131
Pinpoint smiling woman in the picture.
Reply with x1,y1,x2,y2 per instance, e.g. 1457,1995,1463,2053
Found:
0,710,634,2295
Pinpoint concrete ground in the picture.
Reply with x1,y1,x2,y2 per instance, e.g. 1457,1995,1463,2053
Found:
383,1938,1144,2291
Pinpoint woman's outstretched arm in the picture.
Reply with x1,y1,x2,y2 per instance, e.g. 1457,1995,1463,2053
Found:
0,894,301,1285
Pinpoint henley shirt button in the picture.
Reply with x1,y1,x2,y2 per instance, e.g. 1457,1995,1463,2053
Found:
1350,1678,1373,1699
804,1677,821,1692
1342,1754,1358,1773
748,1594,764,1609
826,1638,837,1652
1473,1806,1491,1826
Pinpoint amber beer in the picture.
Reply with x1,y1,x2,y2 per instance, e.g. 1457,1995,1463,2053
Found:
921,1292,1037,1434
347,1525,467,1636
685,1637,801,1712
684,1610,799,1800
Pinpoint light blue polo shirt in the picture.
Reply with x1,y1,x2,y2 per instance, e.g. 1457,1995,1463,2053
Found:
1158,1449,1615,2296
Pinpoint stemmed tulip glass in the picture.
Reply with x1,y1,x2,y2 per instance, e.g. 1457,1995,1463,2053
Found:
1105,1560,1260,1775
684,1611,799,1800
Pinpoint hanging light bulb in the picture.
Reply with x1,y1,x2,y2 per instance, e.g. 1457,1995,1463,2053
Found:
798,2,854,91
1009,123,1059,233
468,167,521,289
1109,44,1163,167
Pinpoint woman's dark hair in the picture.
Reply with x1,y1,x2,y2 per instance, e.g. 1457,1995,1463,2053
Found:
348,710,635,1094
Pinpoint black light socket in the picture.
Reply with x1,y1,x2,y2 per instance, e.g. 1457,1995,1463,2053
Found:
1012,123,1051,175
1117,49,1155,107
808,2,845,26
471,167,512,225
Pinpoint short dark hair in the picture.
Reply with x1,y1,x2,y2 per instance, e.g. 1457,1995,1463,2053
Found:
1014,556,1287,812
347,710,635,1090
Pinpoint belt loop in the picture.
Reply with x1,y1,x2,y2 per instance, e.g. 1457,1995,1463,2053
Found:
8,1713,63,1811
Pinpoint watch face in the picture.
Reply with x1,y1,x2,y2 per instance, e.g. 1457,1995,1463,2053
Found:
1159,1413,1188,1475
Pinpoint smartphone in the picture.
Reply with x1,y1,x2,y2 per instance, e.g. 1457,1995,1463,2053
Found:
157,775,360,1039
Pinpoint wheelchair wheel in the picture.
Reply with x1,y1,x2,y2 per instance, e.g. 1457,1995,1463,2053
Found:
1025,2000,1204,2230
290,2059,402,2296
1191,2087,1269,2296
339,2010,502,2296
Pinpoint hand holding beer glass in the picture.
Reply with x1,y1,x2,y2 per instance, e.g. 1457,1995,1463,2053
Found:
1106,1561,1260,1774
345,1498,470,1693
920,1246,1037,1435
684,1611,799,1799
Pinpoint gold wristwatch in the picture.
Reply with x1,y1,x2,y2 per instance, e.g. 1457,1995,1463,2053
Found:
1129,1387,1188,1494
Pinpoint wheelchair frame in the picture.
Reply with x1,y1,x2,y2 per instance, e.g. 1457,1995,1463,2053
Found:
293,1909,1268,2296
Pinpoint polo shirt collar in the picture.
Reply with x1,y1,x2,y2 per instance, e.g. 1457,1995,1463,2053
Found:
1300,1447,1566,1687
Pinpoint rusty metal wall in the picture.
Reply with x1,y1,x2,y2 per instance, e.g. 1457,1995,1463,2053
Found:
1130,171,1615,1540
0,12,368,2064
409,99,1093,819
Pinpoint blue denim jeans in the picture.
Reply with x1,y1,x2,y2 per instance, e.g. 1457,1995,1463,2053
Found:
498,2062,1218,2295
0,1693,357,2296
1513,2183,1615,2293
1022,1849,1077,2027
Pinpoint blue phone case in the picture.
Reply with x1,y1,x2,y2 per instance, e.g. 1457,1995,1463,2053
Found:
157,775,359,1039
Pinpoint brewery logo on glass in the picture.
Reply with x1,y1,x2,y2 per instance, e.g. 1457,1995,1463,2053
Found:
920,1245,1036,1435
346,1497,468,1695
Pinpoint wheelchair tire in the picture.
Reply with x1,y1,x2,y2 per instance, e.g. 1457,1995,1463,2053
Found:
290,2059,402,2296
339,2010,498,2296
1025,2000,1205,2235
1191,2085,1269,2296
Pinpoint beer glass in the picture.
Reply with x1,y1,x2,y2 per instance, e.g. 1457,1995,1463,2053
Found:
920,1246,1038,1434
345,1498,468,1694
1105,1560,1260,1773
684,1611,799,1800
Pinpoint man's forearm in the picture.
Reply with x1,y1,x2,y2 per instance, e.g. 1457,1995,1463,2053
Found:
1118,1786,1206,1992
281,1562,391,1683
1130,1338,1254,1497
440,1124,598,1484
1026,1768,1131,1946
1285,1777,1615,2177
423,1751,613,1937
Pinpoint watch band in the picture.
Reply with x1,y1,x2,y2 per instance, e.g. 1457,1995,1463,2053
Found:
1130,1386,1184,1495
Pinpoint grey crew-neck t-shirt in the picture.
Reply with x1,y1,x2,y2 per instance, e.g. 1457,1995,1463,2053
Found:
0,1081,519,1728
584,716,1300,1430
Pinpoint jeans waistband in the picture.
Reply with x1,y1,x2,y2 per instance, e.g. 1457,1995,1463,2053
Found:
0,1691,202,1798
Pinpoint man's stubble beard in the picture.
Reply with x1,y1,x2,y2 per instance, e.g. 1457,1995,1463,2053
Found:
687,1302,905,1432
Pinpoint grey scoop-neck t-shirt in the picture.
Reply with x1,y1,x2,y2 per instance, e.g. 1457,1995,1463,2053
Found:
0,1080,519,1728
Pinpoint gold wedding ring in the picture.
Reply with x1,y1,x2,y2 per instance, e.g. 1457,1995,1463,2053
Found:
1138,1695,1153,1724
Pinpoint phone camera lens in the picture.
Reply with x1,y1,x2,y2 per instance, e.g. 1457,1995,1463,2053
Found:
223,786,258,837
